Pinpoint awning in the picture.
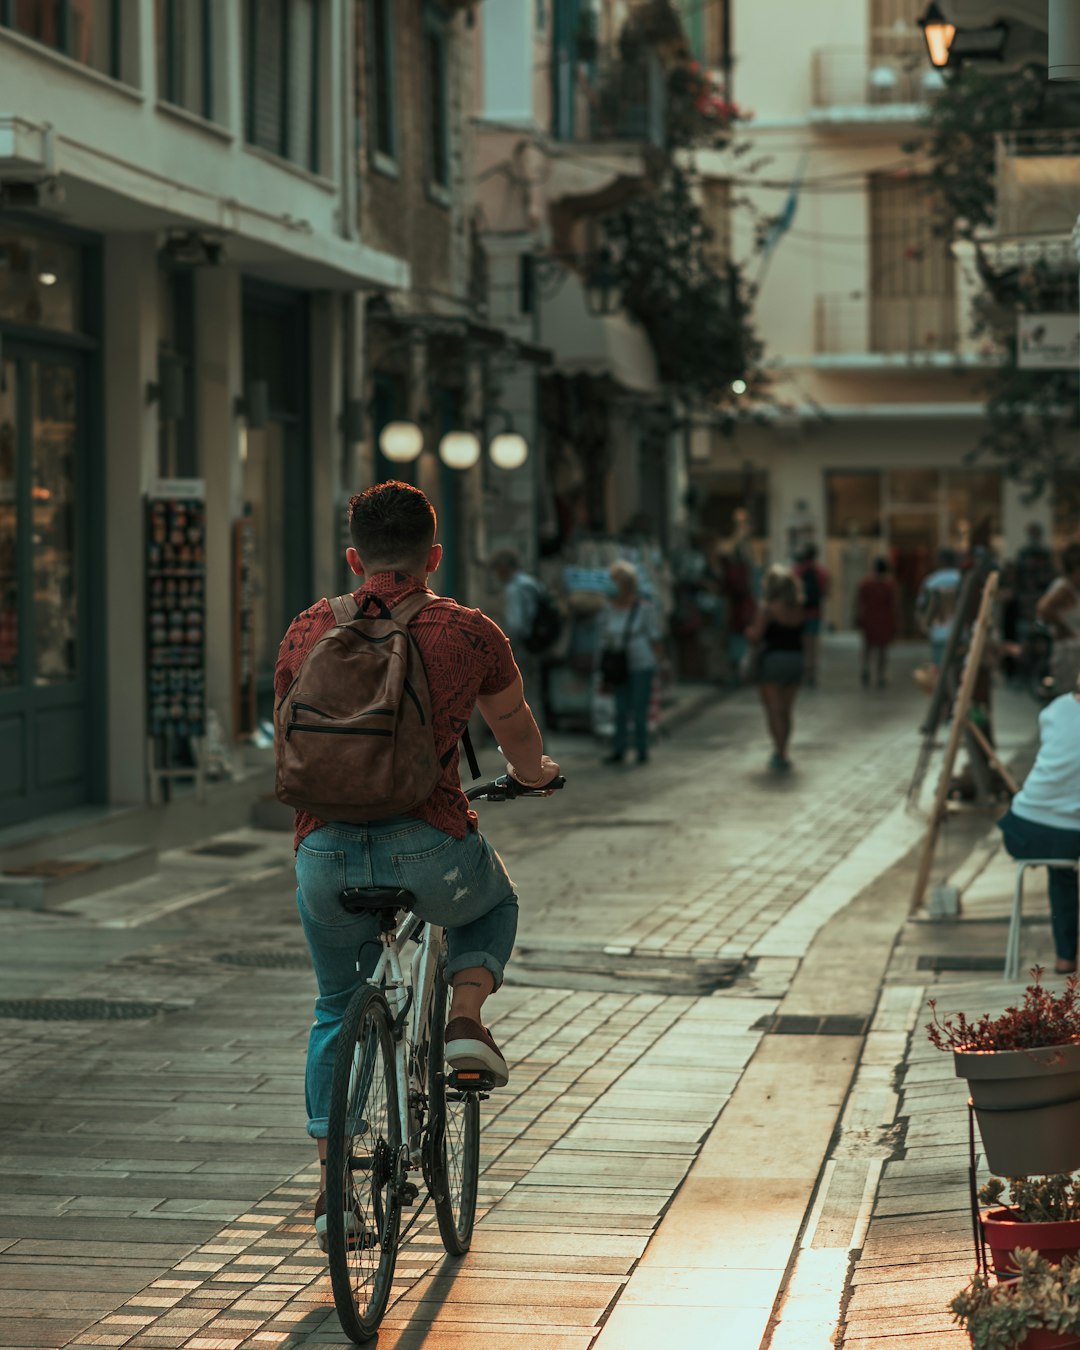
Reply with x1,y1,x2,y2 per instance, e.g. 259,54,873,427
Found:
539,269,660,396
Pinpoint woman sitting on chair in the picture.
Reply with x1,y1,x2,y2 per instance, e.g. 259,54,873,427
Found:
998,677,1080,973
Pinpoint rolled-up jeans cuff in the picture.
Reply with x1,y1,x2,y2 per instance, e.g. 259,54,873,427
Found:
446,950,505,992
307,1118,329,1140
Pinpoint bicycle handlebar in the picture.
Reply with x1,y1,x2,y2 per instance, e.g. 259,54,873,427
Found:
465,774,566,803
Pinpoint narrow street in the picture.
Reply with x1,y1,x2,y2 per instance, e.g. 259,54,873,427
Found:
0,645,1022,1349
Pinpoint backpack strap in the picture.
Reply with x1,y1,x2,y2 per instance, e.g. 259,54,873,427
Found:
390,590,438,627
328,593,360,626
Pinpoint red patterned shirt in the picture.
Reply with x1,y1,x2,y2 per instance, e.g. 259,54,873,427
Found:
274,572,518,848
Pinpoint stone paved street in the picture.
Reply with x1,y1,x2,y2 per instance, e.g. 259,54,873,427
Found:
0,643,1031,1350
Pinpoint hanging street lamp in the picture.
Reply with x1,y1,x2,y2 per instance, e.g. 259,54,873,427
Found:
583,247,622,317
378,420,424,463
438,430,482,470
489,431,529,470
919,2,957,67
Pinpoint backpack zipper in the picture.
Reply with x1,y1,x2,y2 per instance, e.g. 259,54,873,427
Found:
291,702,392,719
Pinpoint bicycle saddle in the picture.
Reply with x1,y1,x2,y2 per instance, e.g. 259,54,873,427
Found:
339,886,416,915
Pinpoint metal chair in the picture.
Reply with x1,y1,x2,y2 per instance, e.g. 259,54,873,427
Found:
1004,858,1080,980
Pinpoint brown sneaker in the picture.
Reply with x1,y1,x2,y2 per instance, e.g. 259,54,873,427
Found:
444,1017,509,1086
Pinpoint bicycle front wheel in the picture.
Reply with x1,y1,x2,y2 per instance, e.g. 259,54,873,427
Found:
325,985,401,1344
426,958,481,1254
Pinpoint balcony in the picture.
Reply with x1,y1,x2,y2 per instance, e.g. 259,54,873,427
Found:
995,129,1080,239
809,41,944,129
551,50,666,148
815,293,960,362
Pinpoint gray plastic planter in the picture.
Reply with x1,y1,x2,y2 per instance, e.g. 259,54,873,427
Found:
956,1041,1080,1177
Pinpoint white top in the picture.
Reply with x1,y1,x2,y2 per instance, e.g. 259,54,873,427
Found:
1012,693,1080,831
597,600,662,673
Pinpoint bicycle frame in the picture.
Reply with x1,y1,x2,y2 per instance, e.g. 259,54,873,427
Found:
361,911,443,1167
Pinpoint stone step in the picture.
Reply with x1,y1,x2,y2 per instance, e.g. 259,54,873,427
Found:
0,844,158,910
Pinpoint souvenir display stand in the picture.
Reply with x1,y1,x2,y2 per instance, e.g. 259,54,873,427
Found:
145,480,207,803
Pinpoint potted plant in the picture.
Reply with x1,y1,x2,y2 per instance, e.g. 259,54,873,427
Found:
951,1250,1080,1348
927,970,1080,1177
981,1176,1080,1277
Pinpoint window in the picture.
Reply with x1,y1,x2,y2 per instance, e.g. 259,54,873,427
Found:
157,0,212,119
366,0,397,166
869,175,956,353
425,9,450,192
243,0,322,172
2,0,121,78
0,230,82,334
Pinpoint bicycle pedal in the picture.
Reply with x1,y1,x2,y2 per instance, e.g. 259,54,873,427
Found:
399,1181,420,1206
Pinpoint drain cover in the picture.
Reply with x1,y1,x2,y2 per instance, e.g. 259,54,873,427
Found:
190,841,262,858
4,860,99,879
0,998,166,1021
756,1013,870,1037
215,950,310,969
508,946,745,995
917,955,1004,972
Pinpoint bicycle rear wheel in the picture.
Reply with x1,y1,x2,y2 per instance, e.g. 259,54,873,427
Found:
325,985,401,1343
426,957,481,1255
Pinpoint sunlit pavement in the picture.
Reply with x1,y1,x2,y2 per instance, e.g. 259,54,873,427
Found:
0,640,1037,1350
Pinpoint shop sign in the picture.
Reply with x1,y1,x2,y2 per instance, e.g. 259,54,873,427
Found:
150,477,206,501
1017,314,1080,370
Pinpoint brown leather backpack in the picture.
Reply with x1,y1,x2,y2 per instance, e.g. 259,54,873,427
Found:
274,591,443,823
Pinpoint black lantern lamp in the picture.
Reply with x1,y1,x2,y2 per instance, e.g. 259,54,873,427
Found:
919,3,957,67
584,247,621,317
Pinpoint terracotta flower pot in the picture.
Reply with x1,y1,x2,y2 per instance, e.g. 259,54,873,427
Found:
955,1042,1080,1176
982,1208,1080,1276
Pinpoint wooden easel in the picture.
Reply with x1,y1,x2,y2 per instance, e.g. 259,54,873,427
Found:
911,570,1000,911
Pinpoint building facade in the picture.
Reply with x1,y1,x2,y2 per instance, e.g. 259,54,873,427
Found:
0,0,408,826
687,0,1066,633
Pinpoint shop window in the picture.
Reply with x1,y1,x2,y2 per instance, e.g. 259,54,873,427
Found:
366,0,397,169
0,231,82,335
3,0,122,77
157,0,213,120
243,0,323,173
425,8,451,194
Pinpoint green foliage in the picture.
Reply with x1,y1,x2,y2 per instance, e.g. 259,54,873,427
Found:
952,1250,1080,1348
906,67,1080,496
982,1175,1080,1223
602,167,767,417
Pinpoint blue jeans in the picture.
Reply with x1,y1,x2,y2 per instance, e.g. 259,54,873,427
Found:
613,668,653,759
295,818,518,1138
998,808,1080,962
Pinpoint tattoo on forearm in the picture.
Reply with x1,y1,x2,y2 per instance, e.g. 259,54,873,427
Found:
497,698,525,720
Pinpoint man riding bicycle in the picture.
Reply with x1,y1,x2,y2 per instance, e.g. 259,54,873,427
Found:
273,480,559,1247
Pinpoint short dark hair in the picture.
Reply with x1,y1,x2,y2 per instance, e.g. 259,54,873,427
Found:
874,557,889,575
348,481,436,567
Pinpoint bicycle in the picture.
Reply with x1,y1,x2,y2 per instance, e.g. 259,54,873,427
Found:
323,772,565,1344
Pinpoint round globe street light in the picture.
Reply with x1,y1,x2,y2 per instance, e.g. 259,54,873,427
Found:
731,378,748,396
378,420,424,463
584,247,621,318
439,430,482,470
919,3,957,68
490,431,529,471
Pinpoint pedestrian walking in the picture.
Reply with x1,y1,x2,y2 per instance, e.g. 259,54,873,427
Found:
274,481,560,1250
1016,522,1056,628
916,546,962,668
746,564,805,772
597,559,664,766
998,681,1080,974
855,557,900,688
793,543,829,687
490,550,562,732
1036,542,1080,697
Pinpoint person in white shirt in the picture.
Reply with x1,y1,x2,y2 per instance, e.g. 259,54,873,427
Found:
998,685,1080,973
491,551,546,732
916,547,962,667
598,560,664,766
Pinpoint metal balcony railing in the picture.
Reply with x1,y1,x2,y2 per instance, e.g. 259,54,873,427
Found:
816,294,959,356
994,129,1080,239
811,43,943,110
551,49,666,146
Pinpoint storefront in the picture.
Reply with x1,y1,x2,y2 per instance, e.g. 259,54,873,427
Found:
0,220,104,825
241,282,312,719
